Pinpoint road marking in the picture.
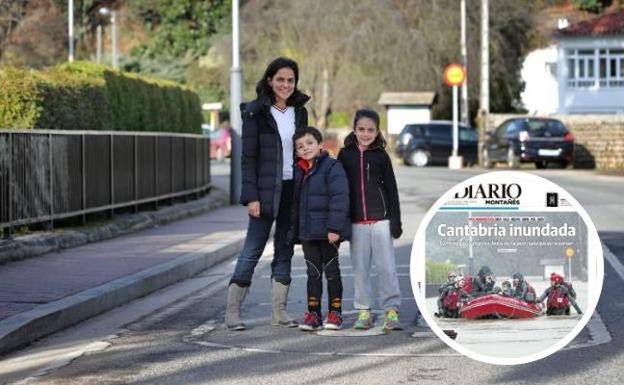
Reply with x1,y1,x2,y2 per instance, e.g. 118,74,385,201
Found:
603,244,624,282
189,340,460,357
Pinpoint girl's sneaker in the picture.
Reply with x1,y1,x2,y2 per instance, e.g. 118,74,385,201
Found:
299,312,322,331
324,311,343,330
382,309,402,331
353,310,372,330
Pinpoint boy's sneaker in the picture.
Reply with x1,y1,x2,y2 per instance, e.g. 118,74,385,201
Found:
353,310,372,330
382,309,402,331
299,312,322,331
324,311,343,330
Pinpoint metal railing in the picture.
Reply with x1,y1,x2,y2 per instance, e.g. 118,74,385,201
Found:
0,130,211,236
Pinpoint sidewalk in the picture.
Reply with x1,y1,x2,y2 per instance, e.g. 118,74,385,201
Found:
0,193,249,356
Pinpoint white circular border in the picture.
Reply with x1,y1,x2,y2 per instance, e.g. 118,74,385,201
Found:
409,171,604,365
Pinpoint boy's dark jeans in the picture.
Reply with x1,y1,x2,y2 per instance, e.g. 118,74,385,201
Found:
230,180,294,287
302,240,343,315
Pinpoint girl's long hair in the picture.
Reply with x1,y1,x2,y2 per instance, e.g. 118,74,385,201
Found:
345,108,387,149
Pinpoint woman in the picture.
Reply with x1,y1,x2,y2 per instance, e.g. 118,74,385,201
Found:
226,57,310,330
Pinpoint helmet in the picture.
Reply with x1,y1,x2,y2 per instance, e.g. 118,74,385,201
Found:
550,272,564,284
478,265,493,278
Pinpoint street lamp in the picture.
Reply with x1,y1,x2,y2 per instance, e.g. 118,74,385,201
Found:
98,7,118,69
68,0,74,62
230,0,242,205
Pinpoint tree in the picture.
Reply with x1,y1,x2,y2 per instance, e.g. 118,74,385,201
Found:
573,0,611,12
0,0,30,62
125,0,231,82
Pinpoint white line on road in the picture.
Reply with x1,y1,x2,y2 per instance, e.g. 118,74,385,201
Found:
603,244,624,282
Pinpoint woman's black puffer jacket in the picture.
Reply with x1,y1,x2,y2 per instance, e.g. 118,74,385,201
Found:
239,92,309,218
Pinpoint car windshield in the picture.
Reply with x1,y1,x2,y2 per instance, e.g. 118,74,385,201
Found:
523,120,567,137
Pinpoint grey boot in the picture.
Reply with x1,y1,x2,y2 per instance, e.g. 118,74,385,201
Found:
225,283,249,330
271,279,298,327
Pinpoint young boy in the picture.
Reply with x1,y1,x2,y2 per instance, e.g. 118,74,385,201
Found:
289,127,350,331
500,280,514,297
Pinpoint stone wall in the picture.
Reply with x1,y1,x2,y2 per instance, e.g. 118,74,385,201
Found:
487,114,624,169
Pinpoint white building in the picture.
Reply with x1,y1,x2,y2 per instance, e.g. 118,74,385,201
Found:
521,11,624,115
378,92,435,135
556,11,624,114
520,45,559,115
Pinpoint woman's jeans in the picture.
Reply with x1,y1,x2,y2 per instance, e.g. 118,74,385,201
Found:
230,180,294,287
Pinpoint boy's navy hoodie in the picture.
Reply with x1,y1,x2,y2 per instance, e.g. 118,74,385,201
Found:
288,151,350,243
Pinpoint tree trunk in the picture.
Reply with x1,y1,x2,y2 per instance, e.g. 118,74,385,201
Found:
315,65,331,129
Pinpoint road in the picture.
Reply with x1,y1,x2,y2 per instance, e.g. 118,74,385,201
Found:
2,163,623,385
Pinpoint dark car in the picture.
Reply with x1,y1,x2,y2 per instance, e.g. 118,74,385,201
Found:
395,121,478,167
482,118,574,169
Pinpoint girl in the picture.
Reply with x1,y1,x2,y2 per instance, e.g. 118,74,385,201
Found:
337,109,403,331
225,57,309,330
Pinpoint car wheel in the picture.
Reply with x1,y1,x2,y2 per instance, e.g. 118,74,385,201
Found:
535,161,547,169
507,148,520,169
409,150,429,167
556,160,568,169
481,148,493,169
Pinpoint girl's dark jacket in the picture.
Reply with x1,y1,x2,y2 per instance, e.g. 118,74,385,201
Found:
337,132,402,239
288,151,351,243
239,91,309,218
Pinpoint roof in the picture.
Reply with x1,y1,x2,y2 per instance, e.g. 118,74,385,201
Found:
378,92,435,106
557,10,624,37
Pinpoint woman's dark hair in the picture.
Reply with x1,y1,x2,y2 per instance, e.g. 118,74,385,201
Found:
353,108,380,129
293,126,323,144
255,57,300,101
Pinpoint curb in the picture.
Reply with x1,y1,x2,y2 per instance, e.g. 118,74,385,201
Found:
0,188,229,265
0,233,245,356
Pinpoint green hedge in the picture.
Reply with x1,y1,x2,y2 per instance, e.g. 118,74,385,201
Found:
0,62,202,134
426,261,458,284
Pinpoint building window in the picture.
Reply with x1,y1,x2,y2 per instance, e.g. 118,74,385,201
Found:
567,48,624,88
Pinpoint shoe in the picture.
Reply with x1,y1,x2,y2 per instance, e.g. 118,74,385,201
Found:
225,283,249,330
271,279,298,327
299,312,322,331
324,311,343,330
353,310,372,330
383,309,402,331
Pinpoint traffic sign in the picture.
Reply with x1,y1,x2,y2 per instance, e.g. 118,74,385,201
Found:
444,64,466,87
566,247,575,258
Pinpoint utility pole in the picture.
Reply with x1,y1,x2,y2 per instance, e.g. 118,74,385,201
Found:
96,24,102,64
480,0,489,115
111,10,118,69
68,0,74,62
230,0,243,205
461,0,469,125
478,0,489,165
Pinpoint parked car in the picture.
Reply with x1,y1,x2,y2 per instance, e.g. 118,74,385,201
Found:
209,127,232,161
482,118,574,169
395,121,478,167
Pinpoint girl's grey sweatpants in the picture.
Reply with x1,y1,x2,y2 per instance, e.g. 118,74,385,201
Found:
350,220,401,311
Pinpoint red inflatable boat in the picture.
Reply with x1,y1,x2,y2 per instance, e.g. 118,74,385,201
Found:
459,294,543,319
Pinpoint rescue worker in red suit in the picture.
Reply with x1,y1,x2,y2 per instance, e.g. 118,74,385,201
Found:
437,276,472,318
537,273,582,315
